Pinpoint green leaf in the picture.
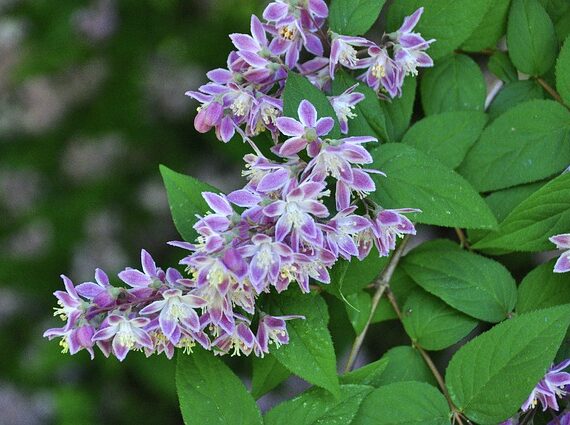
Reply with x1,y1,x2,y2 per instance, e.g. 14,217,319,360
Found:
556,35,570,106
283,73,341,138
472,173,570,252
462,0,512,51
251,354,290,399
446,305,570,424
374,346,437,386
507,0,558,76
517,260,570,313
468,181,546,248
329,0,387,36
160,165,220,242
402,290,478,350
370,143,498,229
176,350,262,425
540,0,570,43
327,254,388,298
487,80,545,121
402,111,487,168
380,76,417,142
264,384,373,425
269,291,340,397
341,358,389,387
386,0,492,60
345,291,372,334
459,100,570,191
352,382,450,425
420,54,486,115
331,71,390,142
402,239,517,322
488,51,519,83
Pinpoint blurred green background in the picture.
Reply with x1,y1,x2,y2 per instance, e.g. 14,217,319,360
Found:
0,1,260,423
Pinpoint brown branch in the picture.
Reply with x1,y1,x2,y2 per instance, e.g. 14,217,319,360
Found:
536,77,568,108
342,235,411,373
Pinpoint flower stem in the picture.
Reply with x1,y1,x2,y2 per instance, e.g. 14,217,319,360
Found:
342,235,411,373
454,227,471,250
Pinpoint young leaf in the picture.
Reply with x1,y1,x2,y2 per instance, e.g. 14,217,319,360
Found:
517,260,570,313
329,0,387,36
556,35,570,106
251,354,290,400
420,54,486,115
341,358,389,387
487,51,519,83
402,290,478,351
472,173,570,252
507,0,558,76
374,346,437,386
352,382,450,425
380,76,417,142
402,239,517,323
487,80,545,121
264,384,373,425
331,71,390,142
176,350,262,425
386,0,492,60
160,165,220,242
445,305,570,424
370,143,498,229
283,73,341,138
268,291,340,397
401,111,487,168
461,0,511,51
459,100,570,191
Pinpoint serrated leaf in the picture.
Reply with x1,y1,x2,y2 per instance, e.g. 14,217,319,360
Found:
488,51,519,83
329,0,387,36
251,354,290,399
557,35,570,106
539,0,570,43
420,54,486,115
472,173,570,252
402,290,478,351
352,381,450,425
283,73,341,138
160,165,220,242
507,0,558,76
459,100,570,191
402,111,487,168
487,80,545,121
402,239,517,322
265,384,373,425
380,76,417,142
331,72,390,142
386,0,492,61
462,0,511,51
517,260,570,313
446,305,570,424
370,143,498,229
176,350,262,425
269,291,340,397
374,346,437,386
341,358,389,387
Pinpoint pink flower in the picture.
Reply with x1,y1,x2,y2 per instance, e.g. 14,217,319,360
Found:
550,233,570,273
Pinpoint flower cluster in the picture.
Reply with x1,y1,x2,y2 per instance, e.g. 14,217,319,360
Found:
44,99,419,361
187,1,433,143
550,233,570,273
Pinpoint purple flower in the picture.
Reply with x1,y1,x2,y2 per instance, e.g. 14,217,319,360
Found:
43,321,95,359
275,99,334,157
246,94,282,138
359,45,404,98
139,289,207,344
370,208,418,256
548,412,570,425
76,268,116,308
118,249,165,292
389,8,435,77
51,275,84,322
522,359,570,412
212,322,257,356
92,315,153,361
328,83,365,134
329,34,372,78
323,207,371,259
550,233,570,273
255,314,303,356
263,181,329,248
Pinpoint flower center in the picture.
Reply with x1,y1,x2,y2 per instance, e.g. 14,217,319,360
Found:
371,63,386,79
279,25,297,41
339,44,358,67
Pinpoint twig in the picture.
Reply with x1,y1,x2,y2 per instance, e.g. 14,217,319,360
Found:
343,235,411,373
536,77,568,109
454,228,471,250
